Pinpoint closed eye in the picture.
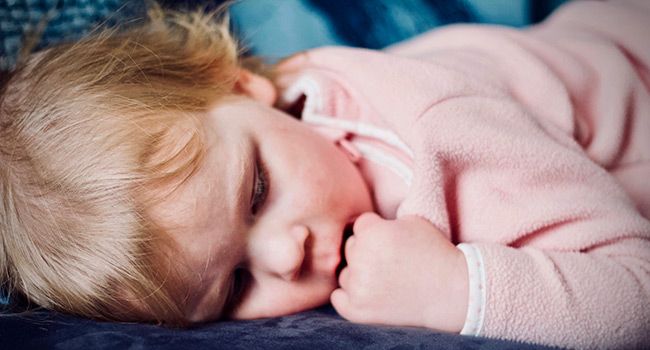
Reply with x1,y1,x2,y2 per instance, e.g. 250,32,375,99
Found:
250,154,269,216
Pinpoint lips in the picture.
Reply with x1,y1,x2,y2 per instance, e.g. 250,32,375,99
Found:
336,222,354,277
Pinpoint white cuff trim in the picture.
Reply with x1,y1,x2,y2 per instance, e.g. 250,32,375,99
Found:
457,243,487,336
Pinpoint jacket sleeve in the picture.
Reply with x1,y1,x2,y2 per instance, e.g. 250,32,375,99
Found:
400,91,650,349
394,1,650,348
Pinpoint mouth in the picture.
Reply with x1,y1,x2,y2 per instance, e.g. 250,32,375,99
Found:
336,222,354,277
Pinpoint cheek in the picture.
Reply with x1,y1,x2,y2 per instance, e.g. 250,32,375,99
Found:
233,280,334,319
289,166,345,214
267,140,334,192
264,123,370,212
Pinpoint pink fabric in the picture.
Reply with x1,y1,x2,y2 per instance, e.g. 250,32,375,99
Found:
275,1,650,348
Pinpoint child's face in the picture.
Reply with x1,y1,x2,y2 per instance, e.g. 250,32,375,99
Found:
149,96,373,322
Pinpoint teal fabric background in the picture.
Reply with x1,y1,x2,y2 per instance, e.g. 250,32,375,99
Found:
1,0,568,69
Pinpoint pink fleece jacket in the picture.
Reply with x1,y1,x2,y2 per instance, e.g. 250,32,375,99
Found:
274,1,650,349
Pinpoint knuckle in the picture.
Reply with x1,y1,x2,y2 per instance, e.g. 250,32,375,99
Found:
347,280,371,303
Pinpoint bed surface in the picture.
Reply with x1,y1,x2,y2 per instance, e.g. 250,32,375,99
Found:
0,305,559,349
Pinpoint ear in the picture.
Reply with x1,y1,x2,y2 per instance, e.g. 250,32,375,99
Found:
234,69,277,106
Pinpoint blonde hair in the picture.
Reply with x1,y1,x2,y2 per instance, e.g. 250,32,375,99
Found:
0,5,241,325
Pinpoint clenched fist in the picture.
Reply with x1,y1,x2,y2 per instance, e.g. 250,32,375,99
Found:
331,212,469,333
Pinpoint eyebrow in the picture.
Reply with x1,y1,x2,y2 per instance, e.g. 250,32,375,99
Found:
230,139,253,222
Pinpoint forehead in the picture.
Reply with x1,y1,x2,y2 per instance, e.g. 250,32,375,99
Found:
144,111,249,319
148,119,238,253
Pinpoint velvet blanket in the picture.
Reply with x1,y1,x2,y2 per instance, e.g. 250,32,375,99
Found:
0,305,558,349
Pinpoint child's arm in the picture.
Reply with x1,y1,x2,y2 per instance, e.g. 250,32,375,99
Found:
395,0,650,345
335,1,650,348
331,213,469,333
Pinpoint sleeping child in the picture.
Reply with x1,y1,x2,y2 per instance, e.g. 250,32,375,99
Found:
1,0,648,348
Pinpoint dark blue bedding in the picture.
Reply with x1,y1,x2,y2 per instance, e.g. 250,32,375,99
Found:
1,1,568,349
1,305,559,349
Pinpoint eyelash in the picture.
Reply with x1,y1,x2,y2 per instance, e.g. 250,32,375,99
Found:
226,153,267,313
251,156,269,216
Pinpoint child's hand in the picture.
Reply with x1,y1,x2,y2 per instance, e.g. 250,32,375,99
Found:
331,212,468,333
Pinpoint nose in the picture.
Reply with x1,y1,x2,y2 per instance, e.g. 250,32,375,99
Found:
249,224,309,282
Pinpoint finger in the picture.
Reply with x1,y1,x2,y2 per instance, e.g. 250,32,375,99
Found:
344,235,356,263
337,266,350,290
330,288,350,317
352,212,382,234
331,289,371,324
